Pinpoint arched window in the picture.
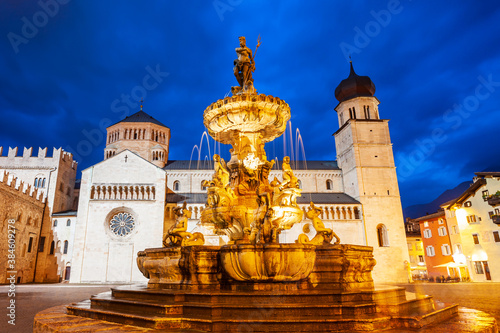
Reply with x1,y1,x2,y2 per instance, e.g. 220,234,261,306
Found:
201,181,207,190
66,219,71,226
173,181,180,191
364,105,370,119
49,241,55,255
377,224,389,247
297,180,302,189
34,178,38,187
42,178,46,188
63,240,69,254
53,219,58,227
326,179,333,190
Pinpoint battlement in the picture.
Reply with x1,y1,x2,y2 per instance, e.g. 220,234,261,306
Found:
0,171,46,204
0,147,78,170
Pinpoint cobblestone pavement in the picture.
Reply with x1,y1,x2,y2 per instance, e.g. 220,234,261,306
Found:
397,282,500,328
0,283,125,333
1,282,499,332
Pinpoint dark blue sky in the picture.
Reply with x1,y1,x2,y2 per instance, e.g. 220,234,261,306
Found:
1,1,500,208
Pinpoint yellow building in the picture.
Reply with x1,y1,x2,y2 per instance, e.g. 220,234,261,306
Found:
405,221,427,280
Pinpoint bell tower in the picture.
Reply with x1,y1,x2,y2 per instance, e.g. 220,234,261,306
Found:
104,103,170,168
333,62,409,283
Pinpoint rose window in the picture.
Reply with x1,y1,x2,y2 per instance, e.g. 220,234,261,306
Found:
109,212,135,237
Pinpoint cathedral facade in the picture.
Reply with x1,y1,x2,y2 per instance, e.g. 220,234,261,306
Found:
70,63,409,284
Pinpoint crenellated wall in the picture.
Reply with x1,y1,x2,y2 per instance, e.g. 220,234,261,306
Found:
0,171,45,284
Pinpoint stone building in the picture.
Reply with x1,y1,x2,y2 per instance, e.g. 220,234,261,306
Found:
333,62,409,282
0,147,78,282
70,62,410,284
442,172,500,282
410,211,459,280
0,172,45,283
70,113,168,283
405,220,427,280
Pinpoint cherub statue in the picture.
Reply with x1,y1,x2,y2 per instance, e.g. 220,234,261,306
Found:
202,154,230,189
280,156,299,189
296,202,340,245
163,202,204,247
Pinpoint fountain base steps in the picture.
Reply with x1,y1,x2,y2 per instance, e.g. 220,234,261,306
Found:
33,284,498,333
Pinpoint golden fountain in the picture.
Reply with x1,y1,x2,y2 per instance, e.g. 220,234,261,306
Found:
35,37,497,333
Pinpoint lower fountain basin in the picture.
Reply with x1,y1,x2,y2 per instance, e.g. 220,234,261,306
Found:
220,243,316,282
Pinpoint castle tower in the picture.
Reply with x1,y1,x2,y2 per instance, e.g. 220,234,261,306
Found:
333,62,409,283
104,104,170,168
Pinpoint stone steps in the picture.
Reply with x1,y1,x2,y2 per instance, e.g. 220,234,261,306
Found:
111,284,405,304
65,285,461,332
68,300,394,332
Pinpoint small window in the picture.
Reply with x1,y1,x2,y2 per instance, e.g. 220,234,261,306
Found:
474,261,484,274
441,244,451,256
38,236,46,252
466,215,478,223
297,180,302,189
453,225,458,234
438,226,447,236
173,181,180,191
423,222,429,227
464,201,472,207
472,234,480,244
53,219,58,227
63,240,69,254
426,246,435,257
418,255,425,263
326,179,333,190
42,178,46,188
493,231,500,243
377,224,389,247
201,181,207,190
482,190,489,201
49,241,55,255
438,219,444,225
27,237,34,253
66,219,71,226
454,244,462,254
423,229,432,238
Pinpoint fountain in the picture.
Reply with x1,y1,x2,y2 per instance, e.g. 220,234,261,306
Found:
34,37,497,333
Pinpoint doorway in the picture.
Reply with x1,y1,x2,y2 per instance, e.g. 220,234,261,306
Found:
483,261,491,280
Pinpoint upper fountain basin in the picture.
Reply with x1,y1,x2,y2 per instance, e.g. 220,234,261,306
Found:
203,94,291,144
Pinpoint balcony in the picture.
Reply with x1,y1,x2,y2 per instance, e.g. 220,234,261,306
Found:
487,195,500,207
492,215,500,225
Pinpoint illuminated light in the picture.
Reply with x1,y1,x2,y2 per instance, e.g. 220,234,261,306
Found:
453,253,466,264
455,208,468,228
471,250,488,262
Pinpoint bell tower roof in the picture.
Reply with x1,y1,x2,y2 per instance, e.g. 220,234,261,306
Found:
334,62,376,103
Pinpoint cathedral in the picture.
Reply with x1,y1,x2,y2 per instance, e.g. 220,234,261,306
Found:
69,62,409,284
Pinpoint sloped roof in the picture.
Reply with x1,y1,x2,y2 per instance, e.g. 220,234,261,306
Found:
164,160,339,171
408,210,445,223
51,210,78,217
166,192,358,205
111,110,169,128
445,178,487,209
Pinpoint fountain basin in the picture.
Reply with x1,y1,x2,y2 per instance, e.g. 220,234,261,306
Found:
203,94,290,144
220,243,316,282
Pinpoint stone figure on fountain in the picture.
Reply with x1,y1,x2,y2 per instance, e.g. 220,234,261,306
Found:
163,201,205,247
297,202,340,245
232,36,259,95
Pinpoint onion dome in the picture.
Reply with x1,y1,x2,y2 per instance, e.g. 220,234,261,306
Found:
334,62,376,103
